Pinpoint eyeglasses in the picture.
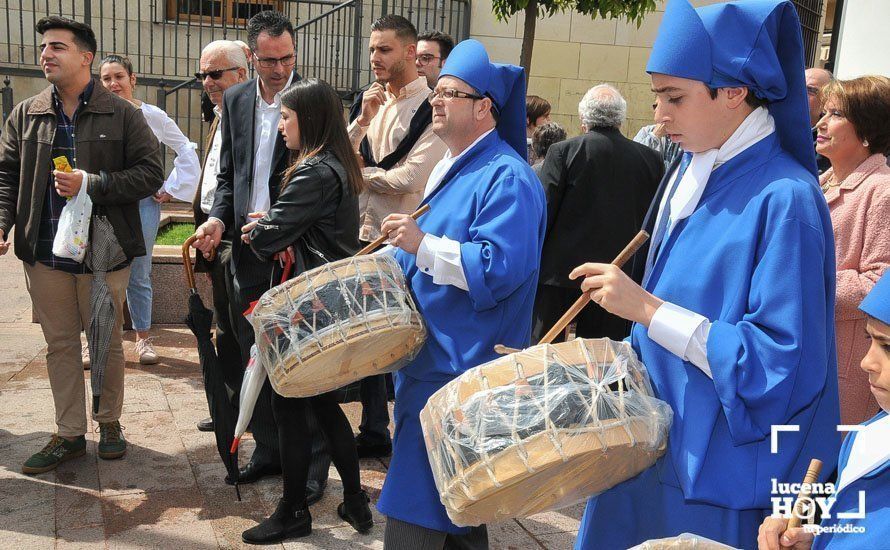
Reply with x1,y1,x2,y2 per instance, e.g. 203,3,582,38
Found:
194,67,239,81
254,53,296,69
417,54,441,65
806,85,821,96
428,89,485,103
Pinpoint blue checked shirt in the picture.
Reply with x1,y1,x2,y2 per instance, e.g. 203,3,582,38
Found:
35,82,93,274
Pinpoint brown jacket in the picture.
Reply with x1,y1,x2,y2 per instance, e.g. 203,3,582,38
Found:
0,80,163,264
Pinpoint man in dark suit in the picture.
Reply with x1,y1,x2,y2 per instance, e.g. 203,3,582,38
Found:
192,11,329,501
534,84,663,343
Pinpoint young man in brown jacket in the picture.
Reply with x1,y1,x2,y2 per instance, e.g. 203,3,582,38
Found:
0,17,163,473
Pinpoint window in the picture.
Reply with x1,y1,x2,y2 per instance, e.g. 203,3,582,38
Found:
167,0,284,25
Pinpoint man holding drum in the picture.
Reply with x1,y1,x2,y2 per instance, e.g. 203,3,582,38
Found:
570,1,841,548
378,39,546,549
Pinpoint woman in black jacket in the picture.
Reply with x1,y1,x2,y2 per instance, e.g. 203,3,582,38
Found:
240,78,372,544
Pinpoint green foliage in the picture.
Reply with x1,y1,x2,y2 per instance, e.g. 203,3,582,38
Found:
155,222,196,246
492,0,656,27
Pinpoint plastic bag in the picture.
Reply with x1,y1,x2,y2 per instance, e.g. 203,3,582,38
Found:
51,173,92,262
420,338,673,526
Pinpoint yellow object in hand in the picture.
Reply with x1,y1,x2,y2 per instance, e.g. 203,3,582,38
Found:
53,156,73,173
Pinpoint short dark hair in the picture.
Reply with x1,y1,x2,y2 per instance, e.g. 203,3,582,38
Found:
532,121,567,159
100,54,135,76
526,95,551,126
417,30,454,59
706,85,769,109
36,16,97,55
370,15,418,44
820,75,890,155
246,11,295,52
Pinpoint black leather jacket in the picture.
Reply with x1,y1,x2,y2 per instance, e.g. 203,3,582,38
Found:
248,150,359,275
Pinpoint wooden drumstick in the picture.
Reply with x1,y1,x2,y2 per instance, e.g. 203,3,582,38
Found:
788,458,823,529
356,204,431,256
537,230,650,345
494,344,520,355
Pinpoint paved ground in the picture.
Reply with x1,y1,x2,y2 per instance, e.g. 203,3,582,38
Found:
0,244,582,549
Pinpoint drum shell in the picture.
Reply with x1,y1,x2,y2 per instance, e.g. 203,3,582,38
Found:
251,255,426,397
420,338,672,526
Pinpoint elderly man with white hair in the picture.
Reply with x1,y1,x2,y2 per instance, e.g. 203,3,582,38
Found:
192,39,248,434
533,84,664,342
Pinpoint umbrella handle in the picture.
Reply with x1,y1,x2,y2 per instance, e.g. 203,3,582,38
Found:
355,204,431,256
183,235,217,291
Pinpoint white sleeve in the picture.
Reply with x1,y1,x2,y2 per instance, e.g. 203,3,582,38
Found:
153,107,201,202
647,301,713,378
415,233,469,291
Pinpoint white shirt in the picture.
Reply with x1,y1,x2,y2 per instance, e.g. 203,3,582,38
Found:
139,102,201,202
249,72,294,214
646,107,776,378
200,106,223,214
414,129,496,291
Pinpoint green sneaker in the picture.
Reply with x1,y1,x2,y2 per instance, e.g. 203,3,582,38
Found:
22,434,86,474
98,421,127,460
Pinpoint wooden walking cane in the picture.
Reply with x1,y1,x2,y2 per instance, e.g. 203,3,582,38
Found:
182,235,216,291
356,204,431,256
788,458,824,529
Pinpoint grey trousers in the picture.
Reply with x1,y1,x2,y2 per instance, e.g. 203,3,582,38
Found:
383,517,488,550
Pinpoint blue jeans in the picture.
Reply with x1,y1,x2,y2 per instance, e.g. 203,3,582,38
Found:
126,197,161,331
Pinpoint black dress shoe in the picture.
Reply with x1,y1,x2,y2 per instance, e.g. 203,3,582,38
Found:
355,441,392,459
226,461,282,485
306,479,326,505
242,499,311,544
337,490,373,533
196,417,214,432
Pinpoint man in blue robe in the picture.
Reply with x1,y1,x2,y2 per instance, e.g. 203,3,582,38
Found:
569,1,841,548
377,39,546,548
757,273,890,549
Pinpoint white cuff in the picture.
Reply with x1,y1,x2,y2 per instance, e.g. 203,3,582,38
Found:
417,234,468,291
648,301,713,378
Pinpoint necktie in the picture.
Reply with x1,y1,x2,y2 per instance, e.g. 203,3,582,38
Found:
643,151,693,285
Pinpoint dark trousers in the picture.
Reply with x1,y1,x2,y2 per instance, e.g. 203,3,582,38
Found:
531,283,632,344
383,518,488,550
272,391,361,504
206,241,242,407
357,374,392,446
228,259,331,480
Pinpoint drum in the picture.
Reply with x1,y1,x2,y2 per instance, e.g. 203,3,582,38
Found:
630,534,737,549
420,338,672,526
250,254,426,398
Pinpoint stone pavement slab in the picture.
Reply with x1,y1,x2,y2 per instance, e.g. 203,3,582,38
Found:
0,248,582,549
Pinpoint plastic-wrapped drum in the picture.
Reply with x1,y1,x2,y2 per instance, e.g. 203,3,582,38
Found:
420,338,672,526
250,255,425,397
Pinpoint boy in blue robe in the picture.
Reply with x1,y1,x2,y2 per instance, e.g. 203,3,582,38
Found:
758,273,890,550
376,39,546,548
569,1,841,548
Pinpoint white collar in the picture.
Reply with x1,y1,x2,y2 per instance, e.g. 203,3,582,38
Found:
423,129,495,198
836,413,890,494
213,105,222,117
445,128,495,163
664,107,775,232
255,72,295,108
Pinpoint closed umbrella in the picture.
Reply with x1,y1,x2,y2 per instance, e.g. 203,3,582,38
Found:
86,215,127,415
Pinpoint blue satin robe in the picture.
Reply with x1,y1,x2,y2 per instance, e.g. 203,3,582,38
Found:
377,131,547,533
575,133,841,549
814,411,890,549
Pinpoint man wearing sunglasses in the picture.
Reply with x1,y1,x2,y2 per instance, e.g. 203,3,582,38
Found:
192,11,330,503
190,40,247,437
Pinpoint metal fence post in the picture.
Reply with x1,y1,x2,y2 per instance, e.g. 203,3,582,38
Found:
156,81,167,112
351,0,364,95
2,78,13,125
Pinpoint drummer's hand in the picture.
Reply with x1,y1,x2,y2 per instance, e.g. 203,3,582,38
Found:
193,219,223,259
381,213,425,254
568,263,663,326
240,211,266,245
757,516,814,550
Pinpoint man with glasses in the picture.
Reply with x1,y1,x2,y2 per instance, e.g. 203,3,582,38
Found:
346,14,447,461
190,40,247,435
806,67,833,173
192,11,330,503
416,30,454,89
376,39,545,549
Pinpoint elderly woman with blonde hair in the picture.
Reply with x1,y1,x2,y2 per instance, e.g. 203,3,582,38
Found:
816,74,890,426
